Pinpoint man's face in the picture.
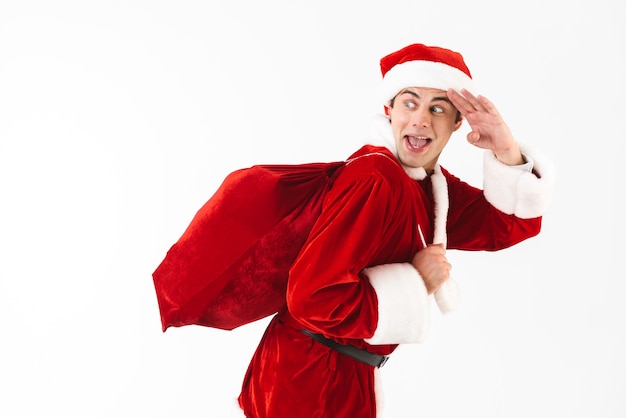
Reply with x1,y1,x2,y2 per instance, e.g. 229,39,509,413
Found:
388,87,462,172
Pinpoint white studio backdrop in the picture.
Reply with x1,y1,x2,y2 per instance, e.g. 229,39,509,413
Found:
0,1,624,417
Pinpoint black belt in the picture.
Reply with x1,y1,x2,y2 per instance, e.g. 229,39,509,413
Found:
300,329,389,368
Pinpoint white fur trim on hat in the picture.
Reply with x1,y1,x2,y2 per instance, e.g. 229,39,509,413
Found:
382,60,476,105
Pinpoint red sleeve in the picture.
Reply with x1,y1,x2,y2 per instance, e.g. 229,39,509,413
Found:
445,148,556,251
286,162,401,341
445,170,542,251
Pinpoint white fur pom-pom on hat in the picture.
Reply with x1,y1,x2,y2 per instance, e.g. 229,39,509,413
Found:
380,43,476,106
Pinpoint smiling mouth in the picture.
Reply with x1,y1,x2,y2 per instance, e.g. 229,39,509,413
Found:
405,135,431,150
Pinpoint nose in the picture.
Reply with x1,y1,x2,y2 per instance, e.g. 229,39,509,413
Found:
411,107,430,128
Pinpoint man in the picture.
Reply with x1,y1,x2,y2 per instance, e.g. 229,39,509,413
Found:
234,43,555,417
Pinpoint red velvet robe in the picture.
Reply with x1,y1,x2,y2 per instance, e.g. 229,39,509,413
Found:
237,144,551,417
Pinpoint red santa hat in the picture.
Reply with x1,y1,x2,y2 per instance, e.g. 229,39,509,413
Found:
380,43,476,105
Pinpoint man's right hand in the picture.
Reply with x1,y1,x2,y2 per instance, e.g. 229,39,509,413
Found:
411,244,451,294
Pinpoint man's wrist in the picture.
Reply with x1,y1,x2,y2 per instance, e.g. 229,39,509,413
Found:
494,145,524,166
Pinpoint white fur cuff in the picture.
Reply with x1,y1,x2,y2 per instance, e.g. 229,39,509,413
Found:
483,146,556,218
363,263,430,345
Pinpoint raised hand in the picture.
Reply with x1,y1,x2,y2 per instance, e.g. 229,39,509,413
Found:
447,88,524,166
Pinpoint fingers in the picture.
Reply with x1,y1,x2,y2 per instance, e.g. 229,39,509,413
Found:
447,88,476,116
447,88,497,116
460,89,485,112
466,130,480,144
411,244,452,294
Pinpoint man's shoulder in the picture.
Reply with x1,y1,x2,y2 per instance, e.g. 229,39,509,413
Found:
344,145,402,175
328,145,411,198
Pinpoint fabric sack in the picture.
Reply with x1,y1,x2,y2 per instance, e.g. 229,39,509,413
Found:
153,161,345,331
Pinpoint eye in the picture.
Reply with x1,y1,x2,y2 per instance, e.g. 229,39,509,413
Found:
431,106,444,114
404,101,416,109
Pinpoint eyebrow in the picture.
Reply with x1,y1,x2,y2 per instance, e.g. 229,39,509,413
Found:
398,89,453,105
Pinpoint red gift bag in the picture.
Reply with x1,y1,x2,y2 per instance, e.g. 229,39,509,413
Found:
152,161,345,331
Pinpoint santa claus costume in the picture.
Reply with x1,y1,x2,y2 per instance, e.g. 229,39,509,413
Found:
233,43,556,417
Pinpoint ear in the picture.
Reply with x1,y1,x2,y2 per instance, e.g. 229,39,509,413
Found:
453,117,463,132
384,105,391,116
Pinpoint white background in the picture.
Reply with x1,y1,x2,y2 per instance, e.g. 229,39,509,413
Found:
1,1,624,417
